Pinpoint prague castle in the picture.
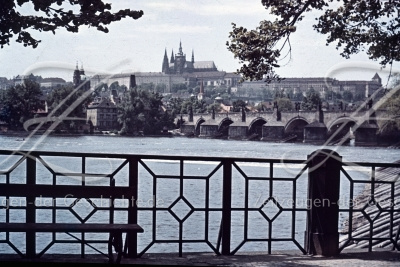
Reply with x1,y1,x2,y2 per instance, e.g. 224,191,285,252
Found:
88,40,382,99
90,41,241,92
162,41,218,74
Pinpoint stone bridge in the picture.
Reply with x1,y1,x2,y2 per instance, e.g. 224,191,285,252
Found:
179,109,393,145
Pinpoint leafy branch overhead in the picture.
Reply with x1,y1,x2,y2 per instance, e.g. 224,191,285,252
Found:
227,0,400,83
0,0,144,48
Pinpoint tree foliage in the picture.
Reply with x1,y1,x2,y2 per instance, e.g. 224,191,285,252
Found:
342,90,353,103
227,0,400,83
0,80,44,129
231,99,247,112
276,97,293,111
382,73,400,115
45,85,92,131
1,0,143,48
301,87,321,110
171,83,187,93
47,85,90,118
117,88,174,135
180,98,207,114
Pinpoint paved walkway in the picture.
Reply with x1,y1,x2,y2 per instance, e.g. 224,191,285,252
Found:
1,249,400,266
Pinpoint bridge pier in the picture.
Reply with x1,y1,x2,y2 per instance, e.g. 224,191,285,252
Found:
180,124,195,136
261,124,285,141
199,121,219,138
303,122,327,144
228,123,248,140
354,121,378,146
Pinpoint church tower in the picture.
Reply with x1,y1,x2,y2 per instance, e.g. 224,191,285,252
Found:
191,50,194,63
73,62,90,90
174,41,186,74
162,48,169,74
73,62,81,88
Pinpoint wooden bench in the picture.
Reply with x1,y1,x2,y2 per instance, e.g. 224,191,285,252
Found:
0,222,144,264
0,152,146,263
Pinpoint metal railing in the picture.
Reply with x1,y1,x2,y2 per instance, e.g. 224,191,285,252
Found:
0,149,399,259
338,161,400,252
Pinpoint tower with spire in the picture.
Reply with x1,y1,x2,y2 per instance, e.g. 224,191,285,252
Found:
73,61,90,90
170,50,175,63
162,49,170,74
161,41,217,74
73,62,81,87
174,41,186,74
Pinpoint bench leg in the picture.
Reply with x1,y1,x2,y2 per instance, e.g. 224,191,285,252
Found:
108,232,123,264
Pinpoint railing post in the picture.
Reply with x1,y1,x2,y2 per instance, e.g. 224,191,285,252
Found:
126,157,139,258
221,159,232,255
305,149,341,256
26,154,36,258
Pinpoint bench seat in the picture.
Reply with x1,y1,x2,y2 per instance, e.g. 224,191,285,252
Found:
0,222,144,263
0,222,143,233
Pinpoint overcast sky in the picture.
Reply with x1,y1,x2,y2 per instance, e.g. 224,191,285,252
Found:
1,0,399,86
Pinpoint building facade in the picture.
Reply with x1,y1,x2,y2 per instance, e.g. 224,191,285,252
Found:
40,77,66,88
86,96,119,131
239,74,382,99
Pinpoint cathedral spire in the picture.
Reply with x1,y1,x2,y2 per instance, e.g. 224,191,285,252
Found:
162,48,169,74
170,49,175,63
178,40,183,55
191,49,194,63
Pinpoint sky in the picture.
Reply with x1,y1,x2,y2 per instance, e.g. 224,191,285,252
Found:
1,0,399,86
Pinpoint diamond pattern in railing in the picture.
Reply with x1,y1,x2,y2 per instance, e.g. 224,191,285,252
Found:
361,198,382,223
69,198,98,223
259,196,283,222
169,196,194,222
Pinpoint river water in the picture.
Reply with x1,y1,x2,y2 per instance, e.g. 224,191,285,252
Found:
0,134,398,162
0,134,399,254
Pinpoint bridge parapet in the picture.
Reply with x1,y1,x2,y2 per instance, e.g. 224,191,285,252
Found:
179,110,391,142
180,110,381,127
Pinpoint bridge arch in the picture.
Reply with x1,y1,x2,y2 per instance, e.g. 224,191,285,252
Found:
194,117,206,136
327,116,358,132
284,117,309,139
248,117,267,136
327,116,357,141
218,117,234,137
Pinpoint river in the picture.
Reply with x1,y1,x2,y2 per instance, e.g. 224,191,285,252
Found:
0,134,399,254
0,134,398,162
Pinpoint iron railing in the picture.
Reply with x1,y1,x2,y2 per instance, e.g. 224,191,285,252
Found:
0,149,399,259
338,161,400,252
